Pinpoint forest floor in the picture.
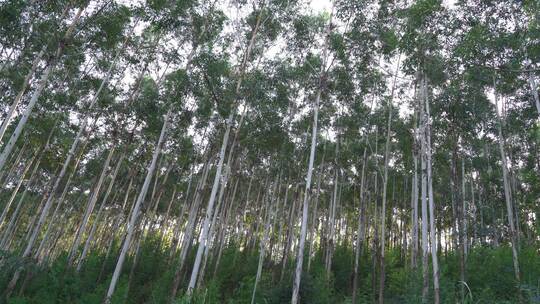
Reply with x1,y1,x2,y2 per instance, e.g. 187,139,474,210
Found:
1,240,539,304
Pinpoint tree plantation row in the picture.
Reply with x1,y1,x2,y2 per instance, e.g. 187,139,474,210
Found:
0,0,539,303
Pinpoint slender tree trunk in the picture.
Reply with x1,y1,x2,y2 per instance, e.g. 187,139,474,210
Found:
68,147,115,265
352,147,368,304
104,109,171,303
493,87,521,285
169,169,194,259
325,143,339,278
0,45,46,144
291,87,321,304
461,158,468,259
379,97,393,304
280,185,295,282
528,72,540,116
187,113,234,293
0,6,85,174
212,178,240,277
187,8,262,293
170,157,212,300
77,153,124,271
124,231,143,302
251,178,278,304
307,141,326,272
0,148,38,228
34,139,90,262
0,142,26,185
10,11,120,262
423,77,440,304
411,118,419,269
420,87,429,303
0,147,45,249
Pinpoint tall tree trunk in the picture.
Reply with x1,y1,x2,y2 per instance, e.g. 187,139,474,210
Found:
0,45,46,144
11,11,122,261
0,148,39,228
379,96,393,304
420,85,429,303
411,115,419,269
34,139,90,262
251,177,278,304
325,141,339,278
291,88,321,304
307,141,327,272
186,8,262,294
493,86,521,285
68,147,115,265
0,142,27,185
104,109,171,303
528,72,540,116
352,146,368,304
461,158,468,259
279,185,295,282
423,77,440,304
170,157,212,300
187,113,234,293
291,15,332,302
0,142,46,249
76,153,124,271
213,178,240,277
0,6,85,173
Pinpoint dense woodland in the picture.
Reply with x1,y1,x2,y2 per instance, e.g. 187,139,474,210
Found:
0,0,539,303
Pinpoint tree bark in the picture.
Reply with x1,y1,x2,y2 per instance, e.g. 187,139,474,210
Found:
104,109,171,303
291,87,321,304
352,146,368,304
76,153,124,271
423,77,440,304
493,86,521,285
68,147,115,265
0,6,85,174
251,177,278,304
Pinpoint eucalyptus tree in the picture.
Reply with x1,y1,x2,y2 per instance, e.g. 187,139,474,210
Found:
0,2,93,172
448,0,538,292
398,0,452,302
285,9,336,303
2,1,136,295
1,0,540,303
186,0,297,294
0,1,70,134
104,0,224,300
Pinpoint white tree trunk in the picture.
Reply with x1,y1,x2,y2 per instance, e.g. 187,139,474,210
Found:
461,158,468,258
424,78,440,304
186,7,262,293
379,98,393,304
420,89,429,303
352,147,368,304
494,89,521,283
0,45,46,144
528,73,540,116
291,88,320,304
104,109,171,303
76,153,124,271
0,149,38,228
251,179,278,304
0,7,84,174
68,147,115,264
187,112,234,293
325,159,339,277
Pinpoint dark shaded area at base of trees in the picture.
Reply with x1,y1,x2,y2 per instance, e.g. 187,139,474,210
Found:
1,239,539,304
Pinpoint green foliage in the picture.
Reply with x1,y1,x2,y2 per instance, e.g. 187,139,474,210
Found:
3,241,538,303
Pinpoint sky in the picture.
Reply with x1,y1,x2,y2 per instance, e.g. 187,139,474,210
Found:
309,0,457,13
